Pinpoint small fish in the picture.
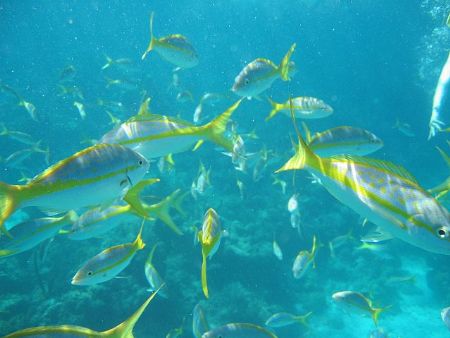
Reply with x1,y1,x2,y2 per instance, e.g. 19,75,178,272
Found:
292,236,317,279
304,124,383,157
236,179,245,200
166,326,183,338
0,84,38,121
72,223,146,285
101,55,132,70
59,64,76,81
385,275,416,285
252,146,270,182
277,115,450,255
328,229,355,258
176,90,194,103
0,123,36,146
0,143,149,237
441,306,450,330
272,240,283,260
74,101,87,120
369,328,390,338
142,12,199,68
5,142,49,168
0,211,77,258
232,44,296,99
58,84,84,100
194,93,225,124
145,243,168,297
157,153,176,174
393,119,415,137
106,110,122,127
191,162,211,199
272,176,287,194
266,96,333,121
265,311,312,328
429,52,450,139
193,303,210,338
332,291,389,326
360,227,394,244
198,208,221,298
202,322,278,338
3,287,161,337
447,12,450,28
100,98,243,159
287,193,299,213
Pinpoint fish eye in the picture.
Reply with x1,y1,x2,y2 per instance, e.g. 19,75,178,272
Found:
437,228,448,239
138,160,144,166
87,271,93,276
244,78,250,85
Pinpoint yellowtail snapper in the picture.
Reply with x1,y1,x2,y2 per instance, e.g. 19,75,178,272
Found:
265,311,312,328
142,12,199,68
202,322,278,338
193,303,210,338
232,44,296,99
3,286,162,337
145,242,168,297
0,143,149,237
266,96,333,121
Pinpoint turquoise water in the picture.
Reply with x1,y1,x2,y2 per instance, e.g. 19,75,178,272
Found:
0,1,449,337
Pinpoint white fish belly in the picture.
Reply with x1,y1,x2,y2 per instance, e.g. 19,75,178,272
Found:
131,135,201,158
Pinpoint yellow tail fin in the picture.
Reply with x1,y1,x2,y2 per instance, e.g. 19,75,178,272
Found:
203,99,243,152
142,12,156,60
371,305,391,326
265,98,282,121
150,191,184,235
279,43,297,81
133,221,146,251
201,250,209,298
0,182,20,237
124,178,160,219
295,311,312,327
103,286,163,337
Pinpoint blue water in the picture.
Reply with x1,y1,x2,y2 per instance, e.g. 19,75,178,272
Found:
0,1,449,337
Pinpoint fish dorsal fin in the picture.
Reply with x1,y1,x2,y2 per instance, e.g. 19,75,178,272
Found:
138,97,152,116
332,155,418,184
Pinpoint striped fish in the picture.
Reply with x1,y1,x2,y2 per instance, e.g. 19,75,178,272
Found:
0,144,149,237
202,323,277,338
71,224,145,285
198,208,221,298
277,127,450,255
3,287,161,337
266,96,333,121
142,12,199,68
100,98,242,159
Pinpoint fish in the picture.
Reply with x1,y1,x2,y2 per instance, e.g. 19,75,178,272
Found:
198,208,221,298
429,52,450,139
71,222,146,285
272,176,287,194
332,290,389,326
266,96,333,121
0,123,36,146
303,124,383,157
393,118,415,137
288,194,302,231
74,101,87,120
236,179,245,200
3,287,161,337
145,242,168,297
252,146,270,182
272,240,283,260
59,64,76,81
202,322,278,338
429,146,450,199
100,97,243,159
232,43,296,99
360,227,394,244
142,12,199,68
0,84,38,121
265,311,312,328
194,93,225,123
369,328,390,338
193,303,210,338
287,193,299,213
176,90,194,103
5,141,50,168
276,113,450,255
68,184,185,239
101,55,132,70
441,306,450,330
0,211,77,258
292,236,317,279
58,84,84,100
328,229,355,258
0,143,149,237
191,162,212,199
447,12,450,27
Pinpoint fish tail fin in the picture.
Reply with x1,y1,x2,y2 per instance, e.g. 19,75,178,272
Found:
203,99,243,152
124,178,160,218
201,250,209,298
172,190,188,216
0,182,20,238
103,286,162,337
142,12,156,60
133,221,146,251
295,311,313,327
371,305,391,326
146,242,161,265
102,55,113,70
279,43,297,81
265,97,281,121
153,191,184,235
61,210,79,224
301,121,312,143
275,98,320,173
0,123,7,136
